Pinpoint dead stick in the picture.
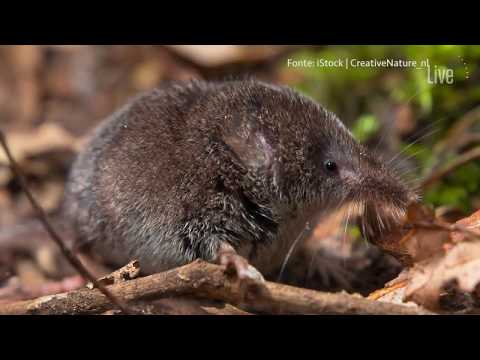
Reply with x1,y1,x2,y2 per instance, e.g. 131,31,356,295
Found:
0,260,434,315
421,146,480,190
0,130,133,315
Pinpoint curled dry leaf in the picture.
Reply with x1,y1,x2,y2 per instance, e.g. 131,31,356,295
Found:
371,208,480,312
370,202,450,266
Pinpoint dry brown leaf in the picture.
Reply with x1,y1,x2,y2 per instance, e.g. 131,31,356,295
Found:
370,206,480,312
371,202,450,265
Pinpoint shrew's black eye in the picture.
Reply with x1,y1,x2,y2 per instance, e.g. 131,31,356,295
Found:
324,160,337,172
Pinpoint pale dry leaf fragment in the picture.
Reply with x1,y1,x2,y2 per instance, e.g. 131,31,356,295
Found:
0,123,80,165
0,123,82,189
404,241,480,311
450,209,480,243
167,45,288,67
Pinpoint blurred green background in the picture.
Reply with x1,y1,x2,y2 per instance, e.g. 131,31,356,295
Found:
280,45,480,215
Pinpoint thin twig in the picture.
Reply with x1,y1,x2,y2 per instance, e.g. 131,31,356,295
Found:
420,146,480,191
0,130,134,314
422,107,480,178
435,106,480,155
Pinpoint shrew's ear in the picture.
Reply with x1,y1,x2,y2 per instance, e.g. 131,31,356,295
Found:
222,116,275,171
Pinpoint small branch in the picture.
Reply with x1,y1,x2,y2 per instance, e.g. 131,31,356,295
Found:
0,260,434,315
456,133,480,151
0,130,134,315
420,146,480,191
423,107,480,179
435,106,480,155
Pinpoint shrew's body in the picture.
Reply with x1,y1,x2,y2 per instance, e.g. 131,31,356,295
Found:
64,80,415,276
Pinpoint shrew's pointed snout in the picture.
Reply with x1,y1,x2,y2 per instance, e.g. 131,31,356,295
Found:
338,159,411,208
356,167,415,211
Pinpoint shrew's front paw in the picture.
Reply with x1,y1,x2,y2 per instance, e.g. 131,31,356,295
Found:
217,245,267,301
